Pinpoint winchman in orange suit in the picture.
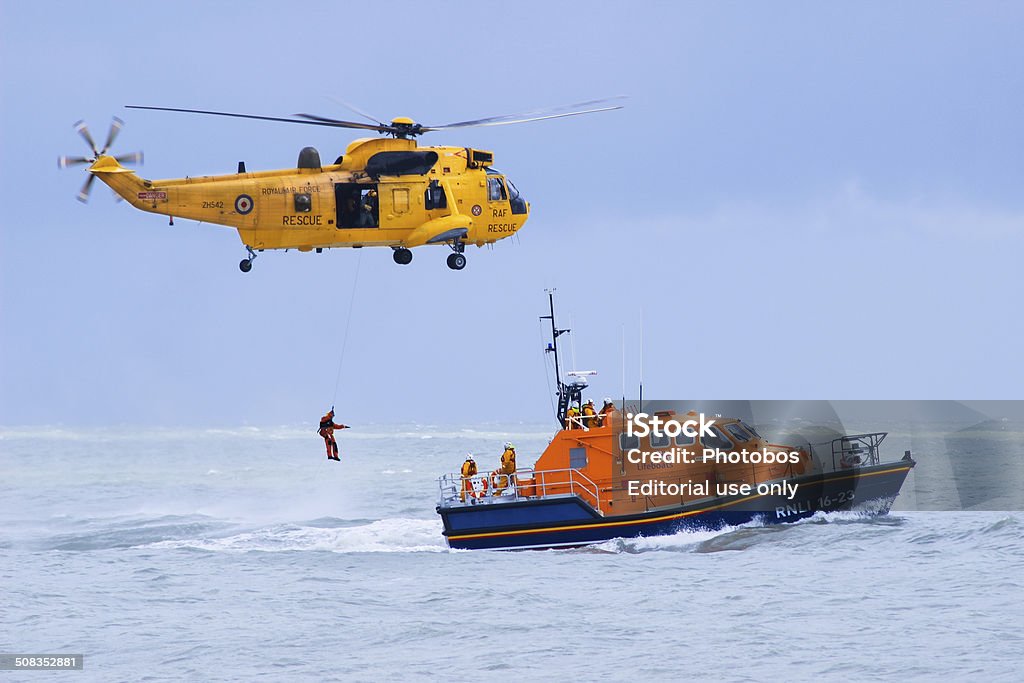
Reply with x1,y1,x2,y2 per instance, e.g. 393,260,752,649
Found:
460,454,478,502
318,408,349,461
491,442,518,496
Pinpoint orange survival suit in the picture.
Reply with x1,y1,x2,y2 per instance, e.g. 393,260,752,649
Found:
318,410,349,461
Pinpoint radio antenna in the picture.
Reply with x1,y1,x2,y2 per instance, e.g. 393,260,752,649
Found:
621,325,626,401
639,308,644,412
570,314,578,372
541,289,571,425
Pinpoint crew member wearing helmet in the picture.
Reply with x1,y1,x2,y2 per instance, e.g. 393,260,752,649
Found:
491,442,518,496
597,398,616,427
318,408,349,461
361,189,379,227
581,399,597,428
460,453,479,502
565,403,581,430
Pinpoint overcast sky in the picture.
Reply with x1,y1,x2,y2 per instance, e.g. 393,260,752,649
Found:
1,2,1022,427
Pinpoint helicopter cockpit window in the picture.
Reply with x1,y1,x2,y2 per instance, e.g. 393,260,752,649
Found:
507,178,528,215
487,176,507,202
425,179,447,210
294,193,312,213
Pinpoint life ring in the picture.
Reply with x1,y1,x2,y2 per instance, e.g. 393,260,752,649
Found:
491,470,508,495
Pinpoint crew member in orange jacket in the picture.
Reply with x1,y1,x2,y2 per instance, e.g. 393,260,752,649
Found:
460,454,478,502
491,442,518,495
565,403,581,430
597,398,616,427
318,408,349,461
581,399,597,428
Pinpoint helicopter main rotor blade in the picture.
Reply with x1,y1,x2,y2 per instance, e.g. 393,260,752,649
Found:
325,96,386,126
74,120,99,156
423,105,623,131
291,113,390,132
424,96,626,130
77,174,96,203
126,105,387,133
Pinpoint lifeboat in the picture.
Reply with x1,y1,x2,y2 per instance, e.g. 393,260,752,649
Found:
435,295,916,551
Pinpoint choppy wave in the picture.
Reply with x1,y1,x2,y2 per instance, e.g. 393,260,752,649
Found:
29,514,235,551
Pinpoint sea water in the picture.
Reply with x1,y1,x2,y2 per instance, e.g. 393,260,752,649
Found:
1,425,1022,682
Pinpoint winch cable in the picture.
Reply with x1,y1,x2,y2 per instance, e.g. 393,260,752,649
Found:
331,249,364,407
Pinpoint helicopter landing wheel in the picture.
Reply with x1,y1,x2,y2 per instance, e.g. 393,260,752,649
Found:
239,246,257,273
393,248,413,265
447,253,466,270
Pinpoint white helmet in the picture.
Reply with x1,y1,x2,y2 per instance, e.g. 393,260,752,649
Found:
465,453,474,461
504,442,515,450
603,397,613,405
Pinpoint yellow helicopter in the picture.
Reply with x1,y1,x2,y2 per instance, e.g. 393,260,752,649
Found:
59,99,621,272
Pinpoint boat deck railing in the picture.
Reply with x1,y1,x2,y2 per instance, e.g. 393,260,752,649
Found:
562,414,604,431
438,466,603,513
831,432,886,470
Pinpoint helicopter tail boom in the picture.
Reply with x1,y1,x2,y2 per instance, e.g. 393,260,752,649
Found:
87,156,154,208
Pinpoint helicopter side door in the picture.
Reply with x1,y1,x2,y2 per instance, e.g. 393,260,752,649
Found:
334,182,379,229
375,180,426,229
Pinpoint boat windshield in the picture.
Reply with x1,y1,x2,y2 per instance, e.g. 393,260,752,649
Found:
702,426,734,450
724,422,754,442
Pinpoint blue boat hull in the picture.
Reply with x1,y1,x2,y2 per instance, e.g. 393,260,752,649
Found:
438,460,914,550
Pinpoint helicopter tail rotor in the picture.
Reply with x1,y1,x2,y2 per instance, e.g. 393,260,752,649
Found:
100,117,123,155
60,117,143,203
74,120,100,157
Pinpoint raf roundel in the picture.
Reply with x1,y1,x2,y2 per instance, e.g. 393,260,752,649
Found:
234,194,254,215
471,204,482,216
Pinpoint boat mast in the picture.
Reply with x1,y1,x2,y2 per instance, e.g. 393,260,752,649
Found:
540,289,576,426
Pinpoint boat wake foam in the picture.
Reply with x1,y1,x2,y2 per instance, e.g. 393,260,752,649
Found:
585,523,757,554
146,517,447,554
577,509,920,554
